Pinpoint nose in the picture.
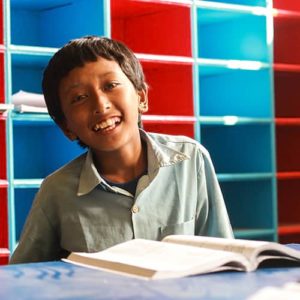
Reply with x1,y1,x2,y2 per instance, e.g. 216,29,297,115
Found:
92,90,111,114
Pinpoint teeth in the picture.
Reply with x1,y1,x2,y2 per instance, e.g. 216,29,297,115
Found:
93,117,120,132
100,118,114,129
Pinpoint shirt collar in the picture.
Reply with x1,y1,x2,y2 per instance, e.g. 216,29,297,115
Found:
77,129,190,196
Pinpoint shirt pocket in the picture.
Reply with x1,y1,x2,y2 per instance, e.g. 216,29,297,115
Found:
159,218,195,240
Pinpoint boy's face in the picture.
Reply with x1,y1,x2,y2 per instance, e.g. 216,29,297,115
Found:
58,58,147,153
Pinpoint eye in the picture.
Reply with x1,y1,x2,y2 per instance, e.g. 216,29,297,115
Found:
104,82,120,91
72,94,88,103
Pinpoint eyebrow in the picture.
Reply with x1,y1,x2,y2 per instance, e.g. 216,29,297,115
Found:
63,71,120,93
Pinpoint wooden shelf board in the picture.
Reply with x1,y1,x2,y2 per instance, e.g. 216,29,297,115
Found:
0,179,8,187
273,8,300,19
0,248,10,257
234,228,275,239
277,172,300,180
14,179,43,188
218,173,273,182
142,115,196,124
275,118,300,125
278,224,300,235
274,63,300,72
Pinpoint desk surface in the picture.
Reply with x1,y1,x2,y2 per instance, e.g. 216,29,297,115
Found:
1,244,300,300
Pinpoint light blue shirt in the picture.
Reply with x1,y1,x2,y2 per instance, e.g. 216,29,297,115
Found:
10,130,233,264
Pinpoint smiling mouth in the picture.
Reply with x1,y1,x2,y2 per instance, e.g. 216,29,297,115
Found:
93,117,121,132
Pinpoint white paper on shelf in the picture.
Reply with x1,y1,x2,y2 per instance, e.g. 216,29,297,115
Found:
12,90,46,107
14,104,48,114
0,103,14,113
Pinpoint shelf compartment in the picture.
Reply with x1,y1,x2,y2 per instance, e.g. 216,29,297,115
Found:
274,14,300,64
0,0,2,44
274,71,300,117
198,67,272,117
13,123,84,179
277,178,300,229
0,120,6,180
111,0,191,56
10,0,106,48
141,60,193,116
196,7,268,61
201,124,273,173
221,179,276,240
0,249,9,265
14,188,37,241
11,52,53,94
276,125,300,172
0,188,8,259
0,52,4,103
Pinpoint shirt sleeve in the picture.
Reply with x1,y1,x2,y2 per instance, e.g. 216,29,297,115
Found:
9,190,64,264
195,147,234,239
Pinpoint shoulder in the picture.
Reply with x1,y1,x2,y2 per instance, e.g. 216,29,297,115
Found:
39,152,87,191
147,131,210,157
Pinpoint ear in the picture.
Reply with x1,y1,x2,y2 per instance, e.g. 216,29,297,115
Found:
60,122,78,141
138,89,148,114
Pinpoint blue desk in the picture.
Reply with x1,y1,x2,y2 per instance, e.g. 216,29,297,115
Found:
1,263,300,299
1,245,300,300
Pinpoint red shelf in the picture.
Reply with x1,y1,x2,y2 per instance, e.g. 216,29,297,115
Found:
277,172,300,180
0,52,4,103
273,0,300,12
143,123,194,138
0,189,8,261
274,63,300,72
0,120,6,180
278,178,300,226
276,126,300,172
278,224,300,235
141,61,193,116
276,118,300,125
274,15,300,64
111,0,191,56
274,71,300,117
278,224,300,244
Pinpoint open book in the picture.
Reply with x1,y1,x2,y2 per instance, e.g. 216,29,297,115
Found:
63,235,300,280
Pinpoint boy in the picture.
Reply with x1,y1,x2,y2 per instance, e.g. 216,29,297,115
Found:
10,36,233,264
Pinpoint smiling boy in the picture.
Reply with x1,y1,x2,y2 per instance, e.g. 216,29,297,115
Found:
10,36,233,264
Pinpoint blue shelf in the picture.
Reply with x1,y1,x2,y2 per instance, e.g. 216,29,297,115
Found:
10,0,107,48
217,173,273,182
234,228,276,240
196,5,269,61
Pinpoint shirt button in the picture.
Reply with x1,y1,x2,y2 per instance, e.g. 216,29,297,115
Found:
131,205,139,213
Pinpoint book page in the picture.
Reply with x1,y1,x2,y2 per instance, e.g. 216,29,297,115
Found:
66,239,249,279
163,235,268,258
163,235,300,268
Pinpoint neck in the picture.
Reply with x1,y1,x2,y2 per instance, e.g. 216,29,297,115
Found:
92,138,147,184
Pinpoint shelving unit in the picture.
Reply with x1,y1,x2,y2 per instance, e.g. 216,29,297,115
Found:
2,0,110,263
273,0,300,243
0,0,8,265
110,0,276,242
0,0,298,265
